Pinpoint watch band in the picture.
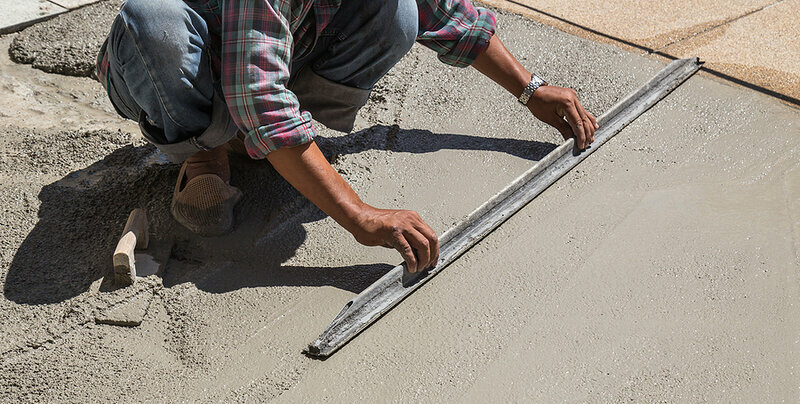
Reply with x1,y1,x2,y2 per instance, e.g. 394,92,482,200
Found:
518,74,547,106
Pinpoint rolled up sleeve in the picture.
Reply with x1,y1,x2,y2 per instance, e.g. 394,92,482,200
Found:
416,0,497,68
222,0,316,159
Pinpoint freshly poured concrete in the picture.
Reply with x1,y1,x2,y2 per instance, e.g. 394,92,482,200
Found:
1,4,799,402
283,78,800,401
9,0,120,76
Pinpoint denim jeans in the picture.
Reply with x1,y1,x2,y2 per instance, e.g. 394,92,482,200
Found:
104,0,418,162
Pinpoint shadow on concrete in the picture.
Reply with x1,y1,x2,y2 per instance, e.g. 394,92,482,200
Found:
4,124,556,304
316,124,558,162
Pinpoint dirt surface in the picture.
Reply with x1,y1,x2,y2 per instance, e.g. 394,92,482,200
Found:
1,3,798,402
481,0,800,103
659,0,800,101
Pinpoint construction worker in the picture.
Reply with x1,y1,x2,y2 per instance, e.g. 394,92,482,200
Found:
96,0,597,274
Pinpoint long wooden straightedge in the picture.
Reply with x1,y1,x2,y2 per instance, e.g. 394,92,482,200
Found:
305,58,703,357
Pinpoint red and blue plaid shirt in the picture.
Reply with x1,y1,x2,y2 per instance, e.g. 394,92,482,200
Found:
97,0,496,158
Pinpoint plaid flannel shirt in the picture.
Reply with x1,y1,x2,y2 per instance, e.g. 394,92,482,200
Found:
97,0,496,158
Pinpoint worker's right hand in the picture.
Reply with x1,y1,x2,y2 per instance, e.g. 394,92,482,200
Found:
350,206,439,273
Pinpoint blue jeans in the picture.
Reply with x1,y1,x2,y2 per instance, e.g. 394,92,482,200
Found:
105,0,418,162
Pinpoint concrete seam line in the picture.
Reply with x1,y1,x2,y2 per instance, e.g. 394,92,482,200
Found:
0,12,67,35
652,0,787,53
305,57,703,358
493,0,800,107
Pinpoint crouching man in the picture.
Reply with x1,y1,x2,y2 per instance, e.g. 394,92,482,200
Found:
96,0,597,273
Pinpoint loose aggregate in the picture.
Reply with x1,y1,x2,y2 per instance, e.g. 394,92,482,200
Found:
8,0,121,76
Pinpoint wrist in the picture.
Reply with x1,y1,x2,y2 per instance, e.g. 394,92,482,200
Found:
518,73,548,106
338,199,373,234
512,68,532,98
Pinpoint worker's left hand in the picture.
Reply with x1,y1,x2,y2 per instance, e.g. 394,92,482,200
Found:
527,85,598,150
470,35,598,149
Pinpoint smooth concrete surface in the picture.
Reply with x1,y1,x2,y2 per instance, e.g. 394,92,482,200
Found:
49,0,103,9
0,0,66,34
278,58,800,403
0,0,101,34
0,4,798,403
481,0,800,101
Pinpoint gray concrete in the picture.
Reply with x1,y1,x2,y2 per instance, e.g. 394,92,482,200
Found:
0,0,66,34
50,0,103,9
0,0,104,35
94,289,153,326
0,4,798,402
8,0,119,76
282,63,800,402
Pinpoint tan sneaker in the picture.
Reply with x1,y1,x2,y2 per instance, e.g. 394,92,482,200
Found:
170,147,242,236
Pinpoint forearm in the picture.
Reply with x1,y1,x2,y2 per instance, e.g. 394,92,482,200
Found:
471,35,530,98
266,141,365,234
471,33,598,150
266,140,440,272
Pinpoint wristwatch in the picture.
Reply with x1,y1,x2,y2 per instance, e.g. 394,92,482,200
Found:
518,74,547,106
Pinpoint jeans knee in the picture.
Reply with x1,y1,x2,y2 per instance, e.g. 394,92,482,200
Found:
111,0,214,138
120,0,174,31
385,0,418,57
120,0,208,57
119,0,154,20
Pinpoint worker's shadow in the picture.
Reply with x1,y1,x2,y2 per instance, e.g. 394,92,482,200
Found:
3,124,557,304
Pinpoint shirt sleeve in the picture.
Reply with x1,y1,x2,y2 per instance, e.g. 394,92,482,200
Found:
416,0,497,68
221,0,316,159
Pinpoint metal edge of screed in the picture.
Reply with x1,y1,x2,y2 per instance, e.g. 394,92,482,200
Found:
304,57,703,358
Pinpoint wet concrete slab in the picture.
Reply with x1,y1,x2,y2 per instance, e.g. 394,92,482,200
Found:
281,56,800,404
0,3,798,403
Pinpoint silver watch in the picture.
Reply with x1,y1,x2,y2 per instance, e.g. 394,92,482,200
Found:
518,74,547,106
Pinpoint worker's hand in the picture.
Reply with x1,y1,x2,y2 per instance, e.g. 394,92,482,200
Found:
527,85,598,150
351,206,439,273
267,141,438,272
